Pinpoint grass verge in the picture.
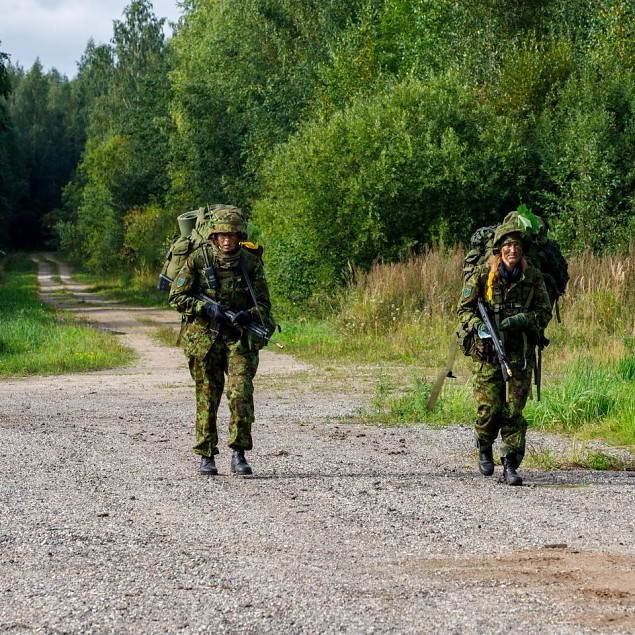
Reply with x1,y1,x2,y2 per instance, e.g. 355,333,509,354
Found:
361,353,635,470
0,256,136,376
73,268,169,307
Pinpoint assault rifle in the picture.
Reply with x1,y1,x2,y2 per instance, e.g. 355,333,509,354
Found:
477,297,512,381
158,273,283,349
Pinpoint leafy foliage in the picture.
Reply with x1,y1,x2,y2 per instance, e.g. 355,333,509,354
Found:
53,1,173,271
7,62,83,248
0,46,24,249
254,73,534,303
168,0,368,212
3,0,635,304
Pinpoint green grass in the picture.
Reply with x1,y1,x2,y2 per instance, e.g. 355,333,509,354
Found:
0,256,136,376
275,318,342,359
366,354,635,469
525,438,635,472
273,314,461,366
526,356,635,445
359,371,472,427
152,323,182,347
73,269,169,307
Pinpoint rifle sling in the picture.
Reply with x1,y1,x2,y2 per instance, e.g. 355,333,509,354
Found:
240,256,266,328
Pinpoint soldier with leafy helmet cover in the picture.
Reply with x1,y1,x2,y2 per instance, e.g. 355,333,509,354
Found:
457,211,552,485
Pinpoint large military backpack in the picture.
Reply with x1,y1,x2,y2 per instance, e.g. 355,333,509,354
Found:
158,203,268,289
157,205,280,347
461,206,569,318
158,206,211,289
462,224,497,281
158,204,270,287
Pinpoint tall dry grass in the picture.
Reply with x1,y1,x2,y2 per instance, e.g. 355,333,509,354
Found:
562,244,635,343
333,241,635,369
339,243,464,332
567,243,635,302
333,244,465,364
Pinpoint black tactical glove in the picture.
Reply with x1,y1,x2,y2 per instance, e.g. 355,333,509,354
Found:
231,310,253,327
499,313,528,331
203,301,229,323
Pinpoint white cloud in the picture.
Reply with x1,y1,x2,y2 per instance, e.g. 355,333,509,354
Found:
0,0,182,77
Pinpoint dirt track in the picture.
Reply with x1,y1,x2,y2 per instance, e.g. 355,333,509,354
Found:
0,253,633,634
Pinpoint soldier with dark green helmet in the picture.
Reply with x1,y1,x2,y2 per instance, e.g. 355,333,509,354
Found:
457,217,552,485
169,205,271,476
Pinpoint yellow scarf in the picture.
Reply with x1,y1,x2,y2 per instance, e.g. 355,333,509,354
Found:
486,270,495,302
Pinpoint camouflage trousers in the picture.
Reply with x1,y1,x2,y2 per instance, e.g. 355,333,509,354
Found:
187,334,259,457
472,354,534,464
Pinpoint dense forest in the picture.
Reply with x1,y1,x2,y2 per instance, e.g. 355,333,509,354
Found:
1,0,634,309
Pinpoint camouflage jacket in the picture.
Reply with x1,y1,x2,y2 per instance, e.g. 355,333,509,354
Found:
169,244,271,359
457,263,552,359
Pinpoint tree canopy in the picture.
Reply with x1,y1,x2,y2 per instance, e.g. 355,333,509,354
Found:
2,0,635,306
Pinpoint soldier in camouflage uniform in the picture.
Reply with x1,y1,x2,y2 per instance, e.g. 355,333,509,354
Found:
169,206,271,476
457,219,552,485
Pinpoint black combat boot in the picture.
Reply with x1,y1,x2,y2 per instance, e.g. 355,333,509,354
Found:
502,455,523,486
478,445,495,476
231,450,253,475
199,455,218,476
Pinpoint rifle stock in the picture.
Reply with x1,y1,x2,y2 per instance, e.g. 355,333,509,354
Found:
426,332,458,411
158,273,283,349
477,298,512,381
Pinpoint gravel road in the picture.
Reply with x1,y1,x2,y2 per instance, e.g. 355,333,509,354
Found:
0,254,634,635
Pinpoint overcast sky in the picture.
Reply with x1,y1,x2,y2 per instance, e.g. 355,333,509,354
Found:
0,0,183,78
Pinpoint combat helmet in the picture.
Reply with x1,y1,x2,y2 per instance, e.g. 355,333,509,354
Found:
502,204,544,242
492,219,529,254
206,205,248,239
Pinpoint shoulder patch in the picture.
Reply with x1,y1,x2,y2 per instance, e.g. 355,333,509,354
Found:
463,287,472,298
176,277,187,288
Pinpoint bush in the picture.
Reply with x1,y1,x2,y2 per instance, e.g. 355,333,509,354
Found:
123,204,175,270
254,73,531,305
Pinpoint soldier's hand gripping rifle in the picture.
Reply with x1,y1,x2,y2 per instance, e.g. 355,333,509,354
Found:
477,297,512,381
158,273,283,349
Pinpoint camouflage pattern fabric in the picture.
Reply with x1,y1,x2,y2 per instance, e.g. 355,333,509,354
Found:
472,354,533,459
207,206,248,238
188,334,259,456
457,262,552,463
169,243,271,457
169,245,271,337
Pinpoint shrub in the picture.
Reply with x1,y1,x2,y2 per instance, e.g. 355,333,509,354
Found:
254,73,529,305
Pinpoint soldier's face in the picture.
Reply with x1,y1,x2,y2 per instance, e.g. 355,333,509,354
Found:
501,240,522,270
215,232,240,253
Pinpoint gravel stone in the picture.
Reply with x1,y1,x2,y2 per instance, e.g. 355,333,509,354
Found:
0,254,633,634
